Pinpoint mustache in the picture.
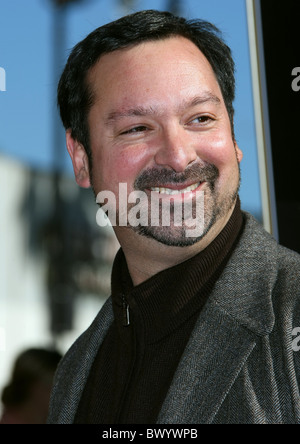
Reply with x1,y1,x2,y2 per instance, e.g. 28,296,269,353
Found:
134,162,219,190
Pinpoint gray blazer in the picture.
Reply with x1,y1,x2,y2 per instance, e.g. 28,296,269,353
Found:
48,213,300,424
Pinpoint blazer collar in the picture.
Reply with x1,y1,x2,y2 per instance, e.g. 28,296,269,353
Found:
157,302,257,424
209,212,278,336
157,213,279,424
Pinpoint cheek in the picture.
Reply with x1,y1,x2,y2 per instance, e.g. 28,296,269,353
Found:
196,132,237,170
92,144,151,193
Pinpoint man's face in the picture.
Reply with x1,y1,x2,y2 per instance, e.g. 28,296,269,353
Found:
75,36,242,246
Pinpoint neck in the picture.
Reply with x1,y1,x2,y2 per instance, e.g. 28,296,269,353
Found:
114,202,237,286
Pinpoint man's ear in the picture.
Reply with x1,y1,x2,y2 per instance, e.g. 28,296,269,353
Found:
234,142,243,164
66,129,91,188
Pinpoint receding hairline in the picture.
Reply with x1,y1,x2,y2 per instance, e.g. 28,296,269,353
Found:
85,35,223,119
59,14,236,156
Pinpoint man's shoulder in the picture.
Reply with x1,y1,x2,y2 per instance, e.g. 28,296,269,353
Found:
276,241,300,270
241,211,300,300
273,242,300,310
62,297,113,363
48,298,113,424
241,211,300,266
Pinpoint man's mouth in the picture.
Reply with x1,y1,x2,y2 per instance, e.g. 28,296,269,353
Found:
149,182,202,195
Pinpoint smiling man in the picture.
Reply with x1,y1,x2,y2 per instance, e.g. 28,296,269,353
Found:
48,10,300,424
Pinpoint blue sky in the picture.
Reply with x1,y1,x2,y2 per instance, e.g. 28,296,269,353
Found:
0,0,262,217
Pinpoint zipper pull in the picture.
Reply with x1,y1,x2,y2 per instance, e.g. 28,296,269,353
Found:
122,295,130,327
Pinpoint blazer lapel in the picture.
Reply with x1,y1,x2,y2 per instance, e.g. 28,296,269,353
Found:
48,297,114,423
157,301,257,424
158,214,278,424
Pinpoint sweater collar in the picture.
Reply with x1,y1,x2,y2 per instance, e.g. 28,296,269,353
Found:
111,198,244,343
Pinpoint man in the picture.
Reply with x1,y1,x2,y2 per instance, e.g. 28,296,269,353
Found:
48,10,300,424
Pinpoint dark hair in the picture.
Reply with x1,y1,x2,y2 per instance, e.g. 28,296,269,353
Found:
58,9,236,168
1,348,62,408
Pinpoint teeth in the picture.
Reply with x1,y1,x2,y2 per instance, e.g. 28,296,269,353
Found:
150,182,201,195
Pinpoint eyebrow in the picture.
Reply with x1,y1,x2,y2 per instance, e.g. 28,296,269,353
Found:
104,92,221,126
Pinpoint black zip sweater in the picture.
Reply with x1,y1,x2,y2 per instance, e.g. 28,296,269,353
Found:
74,200,244,424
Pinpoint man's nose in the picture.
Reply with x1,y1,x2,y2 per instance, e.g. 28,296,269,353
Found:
154,126,198,173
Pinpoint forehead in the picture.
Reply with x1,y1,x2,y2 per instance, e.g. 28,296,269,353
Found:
87,36,223,111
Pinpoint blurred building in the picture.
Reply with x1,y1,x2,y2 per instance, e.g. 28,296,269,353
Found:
0,154,119,408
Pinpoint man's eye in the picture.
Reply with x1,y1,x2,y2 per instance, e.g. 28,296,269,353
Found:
121,126,148,135
189,116,212,125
